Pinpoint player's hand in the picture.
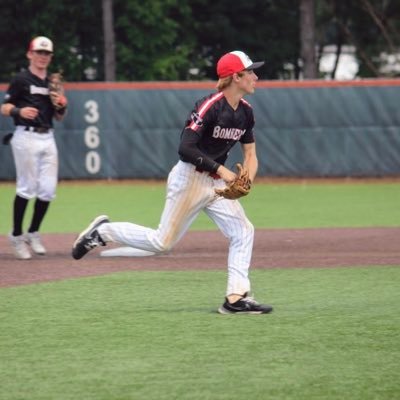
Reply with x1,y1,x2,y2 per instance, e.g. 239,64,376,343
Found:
215,163,252,200
216,165,237,183
50,92,68,110
20,107,39,120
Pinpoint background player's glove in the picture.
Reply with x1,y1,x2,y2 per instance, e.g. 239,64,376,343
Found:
49,72,68,110
215,163,252,200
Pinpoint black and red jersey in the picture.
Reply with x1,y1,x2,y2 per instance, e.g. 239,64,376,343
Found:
2,69,55,129
179,92,255,172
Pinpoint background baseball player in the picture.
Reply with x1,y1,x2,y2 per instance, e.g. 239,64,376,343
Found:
72,50,273,315
1,36,67,259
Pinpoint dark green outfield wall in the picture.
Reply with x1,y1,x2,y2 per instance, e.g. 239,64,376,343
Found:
1,80,399,179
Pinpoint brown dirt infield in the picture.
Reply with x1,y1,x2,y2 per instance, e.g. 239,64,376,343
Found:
1,227,399,288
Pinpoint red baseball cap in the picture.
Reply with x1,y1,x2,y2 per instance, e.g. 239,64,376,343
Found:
217,51,264,78
29,36,53,53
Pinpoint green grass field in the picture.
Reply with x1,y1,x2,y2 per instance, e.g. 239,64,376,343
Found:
1,180,400,399
1,180,400,233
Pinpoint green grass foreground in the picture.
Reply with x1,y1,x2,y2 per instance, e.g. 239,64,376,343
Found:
1,179,400,233
1,267,399,400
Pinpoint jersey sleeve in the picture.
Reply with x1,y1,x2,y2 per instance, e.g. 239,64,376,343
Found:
178,95,221,173
2,75,22,105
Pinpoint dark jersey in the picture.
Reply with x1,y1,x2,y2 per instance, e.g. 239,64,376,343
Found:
3,69,55,129
179,92,255,172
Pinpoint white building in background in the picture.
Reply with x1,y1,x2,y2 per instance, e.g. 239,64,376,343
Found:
319,45,400,80
282,45,360,80
378,52,400,75
319,45,359,80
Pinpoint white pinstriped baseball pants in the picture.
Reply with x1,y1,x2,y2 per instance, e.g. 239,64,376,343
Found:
99,160,254,296
11,126,58,201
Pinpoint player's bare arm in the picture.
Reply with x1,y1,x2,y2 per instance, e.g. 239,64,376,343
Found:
242,142,258,182
216,165,237,183
0,103,15,116
217,143,258,184
1,103,39,120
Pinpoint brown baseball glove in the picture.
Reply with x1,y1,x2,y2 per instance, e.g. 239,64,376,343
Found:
49,72,68,110
215,163,252,200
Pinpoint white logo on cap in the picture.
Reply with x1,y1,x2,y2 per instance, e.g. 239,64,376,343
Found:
39,40,50,49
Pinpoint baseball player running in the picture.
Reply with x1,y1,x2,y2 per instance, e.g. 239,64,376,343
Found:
72,50,273,315
1,36,67,259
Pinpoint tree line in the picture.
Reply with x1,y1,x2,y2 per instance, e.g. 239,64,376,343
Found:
0,0,399,82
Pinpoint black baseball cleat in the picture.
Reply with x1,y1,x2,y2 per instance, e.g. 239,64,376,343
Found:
72,215,109,260
218,293,273,315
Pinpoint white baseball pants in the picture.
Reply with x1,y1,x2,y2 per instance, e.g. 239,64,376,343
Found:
11,126,58,201
99,160,255,296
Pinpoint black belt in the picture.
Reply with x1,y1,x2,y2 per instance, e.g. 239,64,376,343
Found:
24,126,50,134
195,166,221,180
